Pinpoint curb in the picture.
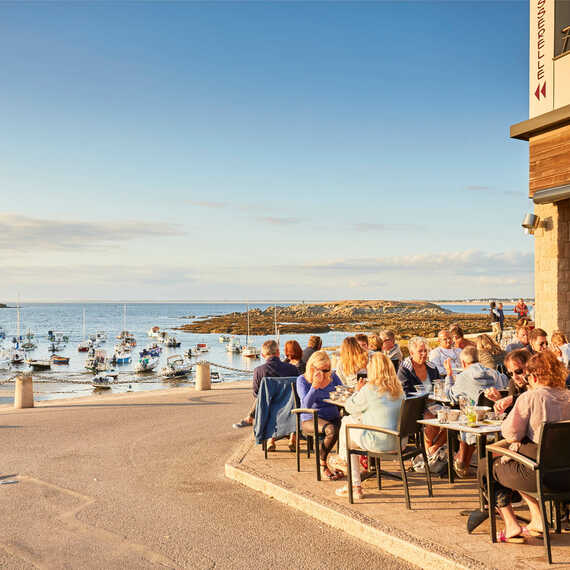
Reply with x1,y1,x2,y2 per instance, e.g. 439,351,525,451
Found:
225,438,485,570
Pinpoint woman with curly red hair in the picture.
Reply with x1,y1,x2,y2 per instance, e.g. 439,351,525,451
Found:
480,351,570,542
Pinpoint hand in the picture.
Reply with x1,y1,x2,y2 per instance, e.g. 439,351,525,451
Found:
484,387,501,402
443,358,453,378
494,395,513,414
356,377,366,391
508,441,522,453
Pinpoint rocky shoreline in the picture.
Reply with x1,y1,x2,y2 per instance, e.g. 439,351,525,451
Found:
175,300,516,338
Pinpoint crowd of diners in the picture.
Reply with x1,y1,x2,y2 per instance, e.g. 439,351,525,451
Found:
232,321,570,545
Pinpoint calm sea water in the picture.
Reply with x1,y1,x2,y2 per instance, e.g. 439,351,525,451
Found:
0,302,506,403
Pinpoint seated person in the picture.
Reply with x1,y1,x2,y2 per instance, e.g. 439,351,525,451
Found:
397,336,443,454
296,350,343,480
334,336,369,387
443,346,508,477
367,334,383,353
551,330,570,368
484,349,531,415
505,324,531,353
380,329,403,372
476,333,505,370
429,329,462,375
449,324,476,350
232,340,298,440
332,353,405,499
529,327,549,354
355,333,369,351
284,340,305,374
301,336,322,368
479,351,570,542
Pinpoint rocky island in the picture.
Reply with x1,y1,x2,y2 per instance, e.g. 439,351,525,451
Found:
175,300,516,338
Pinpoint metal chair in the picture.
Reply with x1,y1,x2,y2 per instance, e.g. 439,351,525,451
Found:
486,420,570,564
344,394,433,509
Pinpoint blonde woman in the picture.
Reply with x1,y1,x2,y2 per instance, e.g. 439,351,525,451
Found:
550,330,570,367
332,353,405,499
476,334,505,370
296,350,343,480
335,337,369,387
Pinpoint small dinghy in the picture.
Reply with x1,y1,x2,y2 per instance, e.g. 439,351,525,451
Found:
51,354,70,365
134,355,159,373
27,359,51,371
160,355,192,378
92,372,118,389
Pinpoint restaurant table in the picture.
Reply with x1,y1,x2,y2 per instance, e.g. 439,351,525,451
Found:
418,418,503,509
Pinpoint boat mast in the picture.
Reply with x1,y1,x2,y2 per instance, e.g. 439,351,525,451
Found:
123,304,127,331
246,303,250,345
82,308,86,340
16,295,20,340
274,304,279,343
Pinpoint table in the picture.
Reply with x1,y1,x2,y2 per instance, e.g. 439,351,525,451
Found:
418,418,502,509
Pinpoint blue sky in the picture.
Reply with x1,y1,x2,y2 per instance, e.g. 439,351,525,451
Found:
0,1,534,301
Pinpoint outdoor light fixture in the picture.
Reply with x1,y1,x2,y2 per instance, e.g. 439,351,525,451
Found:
522,213,540,235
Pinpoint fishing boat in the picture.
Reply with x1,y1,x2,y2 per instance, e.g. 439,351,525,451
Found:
91,372,118,389
242,304,260,358
48,342,62,353
10,347,25,364
21,329,37,351
51,354,70,365
134,355,159,373
95,331,107,343
140,343,162,357
218,335,230,343
26,359,51,371
0,327,5,340
165,335,180,348
78,309,91,352
226,337,242,353
160,355,192,378
112,349,132,365
148,326,161,337
85,349,108,372
48,331,69,344
195,343,209,353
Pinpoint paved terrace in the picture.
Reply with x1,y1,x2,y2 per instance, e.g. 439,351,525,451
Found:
1,380,569,569
0,381,411,569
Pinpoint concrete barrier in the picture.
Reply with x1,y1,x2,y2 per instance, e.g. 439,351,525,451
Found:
14,373,34,409
195,362,211,391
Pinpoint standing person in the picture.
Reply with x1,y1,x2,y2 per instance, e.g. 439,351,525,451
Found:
232,340,299,431
476,334,505,370
380,329,403,372
514,298,529,319
302,336,322,368
284,340,305,374
334,337,369,387
497,302,505,341
296,351,343,480
490,301,502,342
331,353,405,499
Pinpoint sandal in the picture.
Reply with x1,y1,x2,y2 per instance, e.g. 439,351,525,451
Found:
496,530,525,544
266,439,276,452
522,527,543,538
335,485,364,499
321,465,342,481
288,434,296,452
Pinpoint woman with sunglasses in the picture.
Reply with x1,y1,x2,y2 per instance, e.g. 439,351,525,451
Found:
296,350,343,479
484,349,531,415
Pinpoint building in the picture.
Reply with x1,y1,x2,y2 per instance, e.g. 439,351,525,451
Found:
511,0,570,333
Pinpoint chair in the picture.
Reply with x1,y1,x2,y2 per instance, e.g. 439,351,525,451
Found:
486,420,570,564
253,377,298,459
344,395,433,509
291,383,333,482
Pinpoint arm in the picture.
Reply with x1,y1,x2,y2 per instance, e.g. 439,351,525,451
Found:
252,369,262,397
501,392,530,443
344,385,369,416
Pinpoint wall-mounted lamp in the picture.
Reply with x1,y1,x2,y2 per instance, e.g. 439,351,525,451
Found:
522,213,540,235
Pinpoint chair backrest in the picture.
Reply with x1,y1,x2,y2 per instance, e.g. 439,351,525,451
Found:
398,394,428,438
536,420,570,474
254,376,298,443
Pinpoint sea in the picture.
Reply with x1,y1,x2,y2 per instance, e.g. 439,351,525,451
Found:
0,302,513,404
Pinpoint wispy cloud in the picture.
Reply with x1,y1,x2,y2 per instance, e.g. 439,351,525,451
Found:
465,185,527,197
352,223,423,232
187,201,228,209
0,214,184,252
466,185,492,191
255,216,302,225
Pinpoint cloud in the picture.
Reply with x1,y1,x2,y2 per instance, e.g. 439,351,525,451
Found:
465,186,527,198
187,201,228,209
466,185,492,191
351,223,423,232
255,216,302,225
0,214,184,252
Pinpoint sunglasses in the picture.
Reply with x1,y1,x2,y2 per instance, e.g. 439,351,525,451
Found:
313,367,331,374
507,368,526,378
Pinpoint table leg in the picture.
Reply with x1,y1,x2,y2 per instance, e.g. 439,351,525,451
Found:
477,434,487,511
447,429,454,484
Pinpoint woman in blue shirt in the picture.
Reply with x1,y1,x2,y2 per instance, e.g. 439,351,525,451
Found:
296,350,343,480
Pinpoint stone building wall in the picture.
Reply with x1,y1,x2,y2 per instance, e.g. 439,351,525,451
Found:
534,199,570,333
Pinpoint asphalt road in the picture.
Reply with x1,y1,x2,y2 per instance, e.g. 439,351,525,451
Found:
0,382,415,569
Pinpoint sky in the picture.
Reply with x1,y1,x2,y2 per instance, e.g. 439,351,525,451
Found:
0,1,535,302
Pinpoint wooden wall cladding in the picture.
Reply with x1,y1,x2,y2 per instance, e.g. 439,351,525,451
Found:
530,124,570,196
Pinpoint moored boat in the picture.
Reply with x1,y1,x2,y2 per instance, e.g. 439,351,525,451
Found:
27,359,51,371
51,354,70,365
218,335,230,343
91,372,118,389
85,349,108,372
160,355,191,378
134,355,159,373
226,338,241,353
148,326,161,337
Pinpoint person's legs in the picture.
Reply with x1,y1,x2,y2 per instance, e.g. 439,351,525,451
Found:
423,409,445,455
302,417,340,475
232,398,256,428
519,492,544,533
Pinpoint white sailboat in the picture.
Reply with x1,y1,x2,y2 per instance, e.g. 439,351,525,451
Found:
10,302,25,364
78,308,91,352
241,303,259,359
